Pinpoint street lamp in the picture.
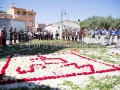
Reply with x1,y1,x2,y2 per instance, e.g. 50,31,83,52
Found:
78,19,81,42
60,9,67,39
78,19,80,28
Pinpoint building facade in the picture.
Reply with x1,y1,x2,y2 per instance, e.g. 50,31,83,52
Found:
0,18,26,39
7,3,36,32
45,20,80,39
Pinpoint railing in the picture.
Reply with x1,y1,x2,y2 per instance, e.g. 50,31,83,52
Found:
15,14,34,18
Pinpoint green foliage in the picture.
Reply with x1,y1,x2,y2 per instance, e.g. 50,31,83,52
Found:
80,15,120,30
0,85,53,90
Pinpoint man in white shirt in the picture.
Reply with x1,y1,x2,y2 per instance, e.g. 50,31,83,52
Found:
100,27,106,45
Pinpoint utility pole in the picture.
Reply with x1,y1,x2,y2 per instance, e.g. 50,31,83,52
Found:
68,14,69,21
60,9,66,39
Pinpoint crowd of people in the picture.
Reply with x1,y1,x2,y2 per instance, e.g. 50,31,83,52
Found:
0,26,120,48
0,26,58,46
62,27,120,48
0,26,33,46
34,30,54,40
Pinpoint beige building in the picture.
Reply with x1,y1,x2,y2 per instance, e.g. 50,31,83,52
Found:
7,3,36,32
0,10,13,19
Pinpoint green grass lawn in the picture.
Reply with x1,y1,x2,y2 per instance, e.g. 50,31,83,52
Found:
0,39,104,60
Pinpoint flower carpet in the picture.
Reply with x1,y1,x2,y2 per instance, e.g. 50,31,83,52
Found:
0,52,120,85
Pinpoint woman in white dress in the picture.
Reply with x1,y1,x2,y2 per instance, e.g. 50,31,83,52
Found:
28,31,32,40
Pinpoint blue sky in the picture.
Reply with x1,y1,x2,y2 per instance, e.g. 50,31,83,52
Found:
0,0,120,23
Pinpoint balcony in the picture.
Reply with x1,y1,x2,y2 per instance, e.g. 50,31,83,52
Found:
15,14,34,18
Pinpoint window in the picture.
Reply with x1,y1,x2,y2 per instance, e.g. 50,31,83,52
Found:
23,12,26,15
17,11,20,14
28,12,34,16
29,20,33,24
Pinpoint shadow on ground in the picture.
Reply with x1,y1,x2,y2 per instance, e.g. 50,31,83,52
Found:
0,39,107,60
0,74,61,90
0,44,67,60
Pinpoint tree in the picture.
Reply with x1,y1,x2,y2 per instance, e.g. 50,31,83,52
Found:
80,15,120,30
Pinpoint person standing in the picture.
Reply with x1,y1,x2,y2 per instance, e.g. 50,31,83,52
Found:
1,29,4,46
106,27,114,45
45,30,48,40
0,28,2,46
87,28,92,44
18,30,22,42
41,31,44,40
40,31,43,40
75,30,78,42
38,30,40,40
9,27,13,45
13,28,17,44
113,28,119,48
44,30,47,40
55,30,59,40
2,26,7,46
28,31,32,40
78,29,82,43
24,30,29,42
110,28,115,45
71,31,75,41
100,27,106,45
82,27,88,43
21,30,24,42
48,30,50,40
94,28,100,44
50,31,53,40
62,31,65,40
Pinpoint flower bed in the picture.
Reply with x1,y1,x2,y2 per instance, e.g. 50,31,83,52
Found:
0,53,120,85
